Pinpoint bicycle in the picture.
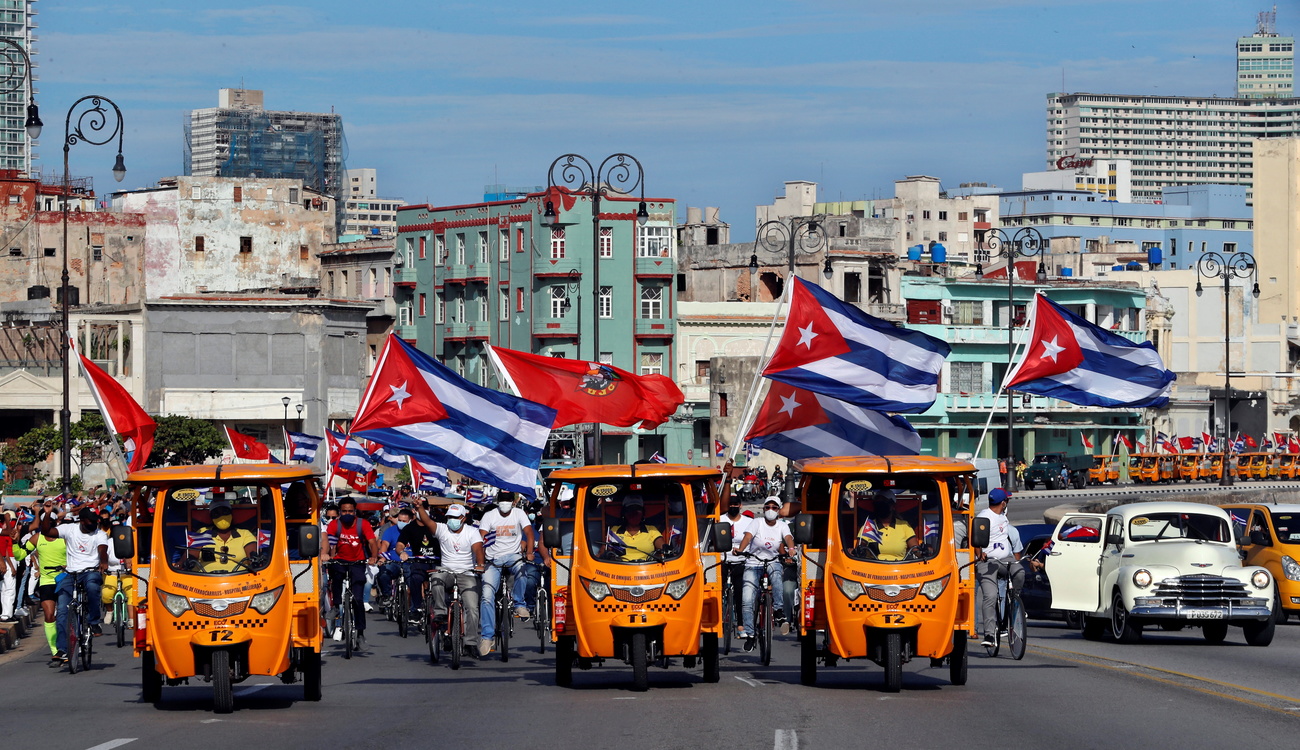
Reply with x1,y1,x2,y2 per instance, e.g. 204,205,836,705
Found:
54,567,95,674
980,557,1027,660
326,561,363,660
384,563,410,639
720,561,743,656
429,570,474,670
528,560,550,654
106,567,130,649
738,552,789,668
492,564,516,663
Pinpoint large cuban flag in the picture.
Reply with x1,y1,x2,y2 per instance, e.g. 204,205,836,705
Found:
744,382,920,460
349,335,556,498
1005,294,1175,408
762,278,949,413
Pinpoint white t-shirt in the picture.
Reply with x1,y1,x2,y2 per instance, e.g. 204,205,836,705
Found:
57,524,108,572
742,518,791,567
976,508,1018,560
476,507,531,559
722,513,753,562
435,524,483,573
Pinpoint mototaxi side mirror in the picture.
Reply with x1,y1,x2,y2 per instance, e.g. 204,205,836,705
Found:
111,524,134,561
1249,529,1271,547
711,522,734,552
791,513,816,546
298,525,320,558
970,516,991,549
543,520,563,550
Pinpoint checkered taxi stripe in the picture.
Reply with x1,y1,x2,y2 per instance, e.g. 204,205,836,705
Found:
170,618,269,631
848,602,937,614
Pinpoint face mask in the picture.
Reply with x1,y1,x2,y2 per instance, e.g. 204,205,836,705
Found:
764,509,779,522
340,513,356,525
726,507,741,518
447,518,464,532
214,516,233,531
396,521,409,530
528,512,536,521
497,501,513,515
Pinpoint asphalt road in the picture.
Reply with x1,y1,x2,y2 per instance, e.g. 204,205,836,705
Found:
5,607,1300,750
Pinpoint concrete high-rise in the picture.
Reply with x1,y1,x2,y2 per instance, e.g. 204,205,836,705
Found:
1237,7,1294,99
0,1,38,176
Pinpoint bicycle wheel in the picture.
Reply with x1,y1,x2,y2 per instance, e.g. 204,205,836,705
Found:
721,582,735,656
759,590,773,667
449,600,463,671
341,594,354,660
67,603,81,675
115,594,127,649
535,588,550,654
397,580,410,639
1008,594,1027,661
497,591,510,663
426,599,439,664
80,606,94,672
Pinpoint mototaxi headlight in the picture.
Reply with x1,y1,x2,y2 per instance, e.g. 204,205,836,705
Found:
249,585,285,615
159,590,191,617
664,574,696,601
1132,569,1153,588
580,577,611,602
1252,569,1271,589
1282,555,1300,582
833,574,866,601
920,574,950,601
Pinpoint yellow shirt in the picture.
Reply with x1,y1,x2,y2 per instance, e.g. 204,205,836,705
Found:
200,528,258,572
876,521,916,561
613,525,662,562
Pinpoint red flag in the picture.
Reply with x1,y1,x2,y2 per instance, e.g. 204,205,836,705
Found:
1136,441,1146,454
1275,432,1286,447
350,336,448,433
1178,436,1196,451
488,346,684,429
1080,431,1093,450
224,426,271,461
1290,437,1300,454
1244,434,1258,448
1116,434,1133,451
71,336,154,472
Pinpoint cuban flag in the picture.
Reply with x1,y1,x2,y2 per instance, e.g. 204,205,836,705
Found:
479,523,497,548
1157,432,1177,454
410,458,450,494
285,431,323,463
1004,294,1175,408
185,530,214,548
744,382,920,460
668,525,684,546
364,439,408,469
257,529,272,549
327,430,375,473
1290,437,1300,455
922,519,939,543
1229,511,1248,533
714,439,727,458
465,487,487,504
348,335,556,498
857,517,883,544
648,451,668,464
762,278,949,413
744,442,762,460
1202,431,1217,452
1232,435,1246,454
1040,538,1055,557
604,528,626,555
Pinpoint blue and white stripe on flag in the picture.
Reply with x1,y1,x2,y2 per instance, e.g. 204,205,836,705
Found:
286,431,323,463
744,384,921,461
763,278,949,413
648,451,667,464
367,441,408,468
328,430,375,473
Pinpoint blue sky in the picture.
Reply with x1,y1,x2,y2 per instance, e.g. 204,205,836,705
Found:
36,0,1270,240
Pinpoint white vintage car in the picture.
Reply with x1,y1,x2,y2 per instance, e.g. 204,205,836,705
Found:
1045,502,1275,645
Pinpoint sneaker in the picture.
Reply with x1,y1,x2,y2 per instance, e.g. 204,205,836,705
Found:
357,633,367,650
743,637,757,652
981,634,996,647
48,652,65,668
514,606,531,621
363,602,374,613
999,630,1009,638
333,628,343,642
17,606,29,618
778,621,791,636
90,624,103,636
479,638,493,657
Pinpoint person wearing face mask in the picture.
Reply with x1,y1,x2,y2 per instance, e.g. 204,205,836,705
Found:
415,503,484,655
44,506,109,642
475,492,535,656
734,497,795,649
720,495,751,633
854,489,918,562
396,506,441,623
376,507,409,608
191,498,258,573
325,497,379,647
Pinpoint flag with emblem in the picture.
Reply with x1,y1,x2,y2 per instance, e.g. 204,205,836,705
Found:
857,517,883,544
224,426,272,461
1004,294,1175,408
762,278,949,413
349,335,555,498
284,430,323,463
1244,434,1258,449
70,335,155,472
1291,436,1300,454
743,383,920,461
1178,436,1197,452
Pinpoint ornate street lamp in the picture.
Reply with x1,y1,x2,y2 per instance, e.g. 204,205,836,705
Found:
1196,251,1259,487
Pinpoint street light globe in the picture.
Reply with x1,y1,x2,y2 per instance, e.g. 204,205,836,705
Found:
24,103,41,140
111,153,126,183
281,396,291,407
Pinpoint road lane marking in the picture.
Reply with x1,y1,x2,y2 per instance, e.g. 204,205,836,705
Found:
734,675,762,687
774,729,798,750
85,740,137,750
234,683,276,696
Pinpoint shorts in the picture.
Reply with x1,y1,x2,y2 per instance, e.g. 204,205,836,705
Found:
37,584,57,602
103,573,135,604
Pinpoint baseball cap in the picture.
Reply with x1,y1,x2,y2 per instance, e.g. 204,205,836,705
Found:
763,495,783,508
445,504,469,518
988,488,1010,504
622,495,644,508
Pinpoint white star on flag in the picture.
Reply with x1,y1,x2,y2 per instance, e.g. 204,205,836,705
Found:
1040,336,1065,363
778,393,801,417
387,381,411,410
797,323,818,348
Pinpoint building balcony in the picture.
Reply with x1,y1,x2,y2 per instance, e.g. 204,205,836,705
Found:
394,323,418,341
533,318,579,339
442,321,491,341
635,319,675,338
443,264,491,285
940,392,1131,414
394,267,418,286
866,303,905,323
634,255,675,278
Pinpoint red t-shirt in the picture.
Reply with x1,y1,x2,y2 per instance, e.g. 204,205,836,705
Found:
0,535,12,559
326,518,375,562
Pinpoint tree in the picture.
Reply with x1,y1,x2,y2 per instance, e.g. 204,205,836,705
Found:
0,423,59,479
149,415,226,467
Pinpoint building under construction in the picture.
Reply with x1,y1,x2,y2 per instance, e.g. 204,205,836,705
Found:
185,88,346,226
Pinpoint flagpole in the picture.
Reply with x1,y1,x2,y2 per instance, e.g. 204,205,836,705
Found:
974,294,1040,459
729,280,792,466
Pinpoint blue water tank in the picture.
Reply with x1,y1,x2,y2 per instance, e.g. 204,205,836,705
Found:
906,245,923,261
931,243,947,263
1147,245,1162,265
1112,265,1125,271
1061,267,1073,277
1126,261,1143,270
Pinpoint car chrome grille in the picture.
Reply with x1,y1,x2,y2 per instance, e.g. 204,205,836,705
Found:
1151,575,1250,607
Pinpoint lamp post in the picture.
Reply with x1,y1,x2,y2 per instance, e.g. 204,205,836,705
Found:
1195,251,1259,487
974,227,1046,475
60,96,125,494
0,39,42,141
752,215,830,503
544,153,649,465
282,396,292,462
560,268,581,356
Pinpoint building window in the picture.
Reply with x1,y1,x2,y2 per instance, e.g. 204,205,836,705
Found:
478,230,488,263
718,392,728,417
938,231,947,241
922,210,931,220
952,300,983,325
44,247,55,257
435,293,444,323
1223,242,1236,254
499,229,509,261
419,293,427,317
599,286,612,318
341,270,349,294
551,285,569,318
695,360,710,384
239,236,252,254
958,212,968,221
419,236,427,260
516,287,525,313
844,272,861,304
191,186,202,200
640,352,664,376
499,289,509,321
456,295,465,323
233,186,242,203
479,294,488,322
366,268,377,297
456,234,466,264
640,285,663,319
599,227,612,258
326,271,334,294
938,211,948,221
300,245,309,261
517,228,525,253
599,352,612,365
638,225,672,258
289,188,299,203
550,228,566,259
676,274,686,293
949,361,982,394
195,236,205,252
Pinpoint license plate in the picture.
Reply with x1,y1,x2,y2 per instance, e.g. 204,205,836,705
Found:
1182,610,1222,620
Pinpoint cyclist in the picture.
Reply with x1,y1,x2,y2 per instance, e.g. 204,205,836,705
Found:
734,496,795,650
414,503,484,657
720,494,751,632
975,488,1024,647
476,492,534,657
325,496,379,648
376,506,407,609
396,505,440,623
44,507,108,639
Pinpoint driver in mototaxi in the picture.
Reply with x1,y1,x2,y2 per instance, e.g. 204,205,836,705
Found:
192,496,257,572
855,489,919,561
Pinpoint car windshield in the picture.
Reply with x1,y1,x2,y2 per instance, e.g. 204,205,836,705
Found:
1127,512,1229,543
1033,454,1055,464
162,484,277,576
1270,512,1300,543
1093,457,1108,468
837,475,944,563
581,479,690,565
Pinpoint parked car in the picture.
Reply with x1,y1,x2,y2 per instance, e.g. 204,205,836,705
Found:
1223,503,1300,624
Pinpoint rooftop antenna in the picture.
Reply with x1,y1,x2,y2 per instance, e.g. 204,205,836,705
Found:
1257,5,1277,36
